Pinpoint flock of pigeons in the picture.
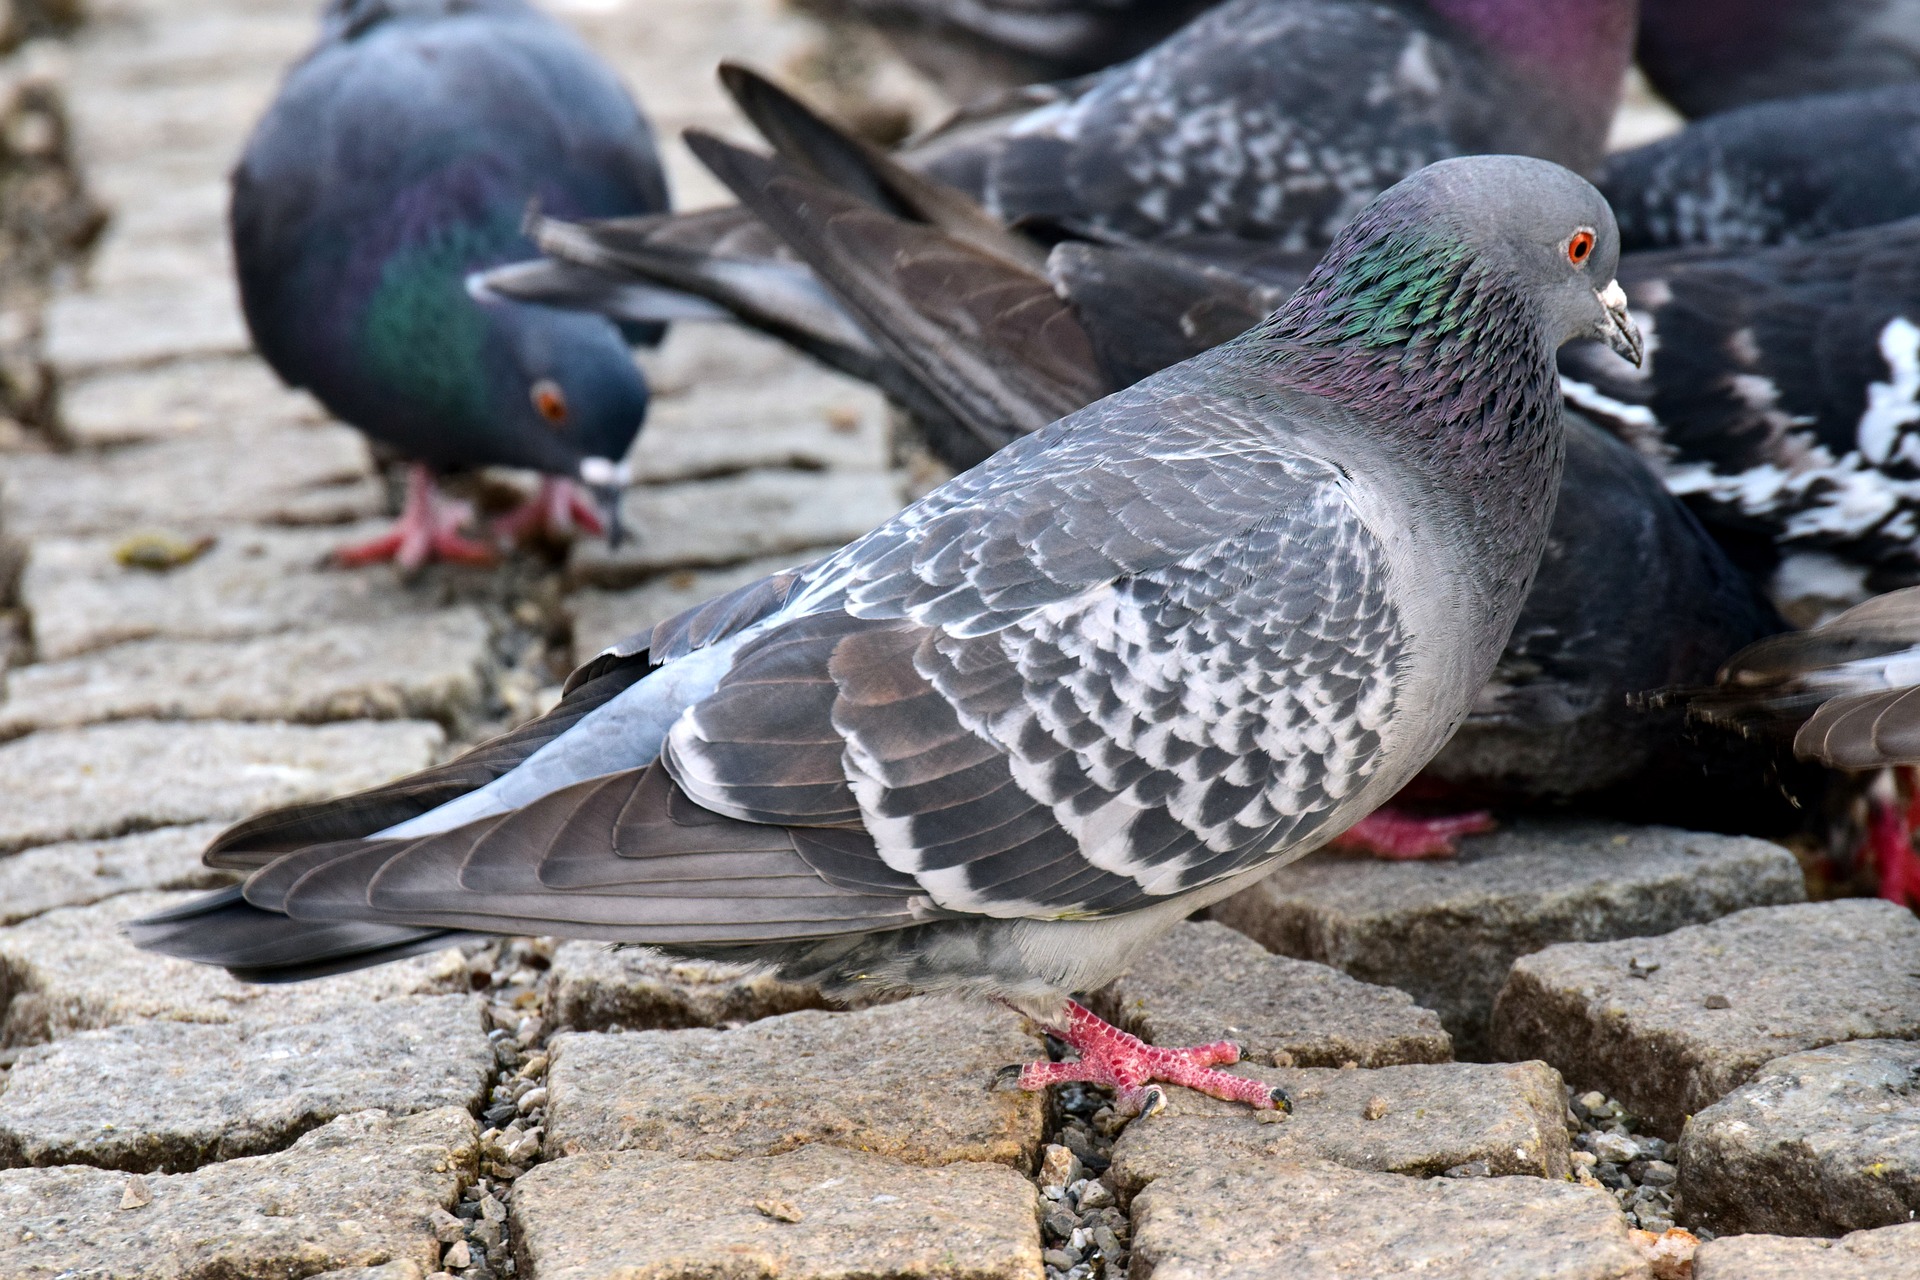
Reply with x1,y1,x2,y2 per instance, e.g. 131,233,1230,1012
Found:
124,0,1920,1108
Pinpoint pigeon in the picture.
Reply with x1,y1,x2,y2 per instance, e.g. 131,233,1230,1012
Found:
499,74,1789,847
231,0,667,569
1597,84,1920,252
1558,216,1920,587
131,156,1642,1111
1636,0,1920,120
1690,587,1920,906
799,0,1217,98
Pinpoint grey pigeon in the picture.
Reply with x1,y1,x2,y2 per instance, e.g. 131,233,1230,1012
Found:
1637,0,1920,120
132,156,1639,1112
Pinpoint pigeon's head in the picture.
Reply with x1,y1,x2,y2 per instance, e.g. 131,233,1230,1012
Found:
479,296,649,540
1276,155,1641,370
1401,155,1642,366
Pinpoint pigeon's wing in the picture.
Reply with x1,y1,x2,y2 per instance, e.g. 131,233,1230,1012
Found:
1598,84,1920,252
1560,217,1920,571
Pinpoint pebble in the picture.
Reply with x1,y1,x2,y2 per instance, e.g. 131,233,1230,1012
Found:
1212,819,1804,1057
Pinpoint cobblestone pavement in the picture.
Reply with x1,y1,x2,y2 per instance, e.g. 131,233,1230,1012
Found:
1,5,1916,1278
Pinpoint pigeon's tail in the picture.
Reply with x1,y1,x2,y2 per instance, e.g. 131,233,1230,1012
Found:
125,885,477,983
1688,587,1920,770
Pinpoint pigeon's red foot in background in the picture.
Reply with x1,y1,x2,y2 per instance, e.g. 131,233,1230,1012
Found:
1009,999,1291,1117
493,476,608,545
333,462,497,570
1866,766,1920,910
1328,806,1496,860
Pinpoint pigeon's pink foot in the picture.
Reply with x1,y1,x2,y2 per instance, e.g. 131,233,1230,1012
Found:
1328,806,1496,860
1866,766,1920,909
1012,999,1290,1116
333,463,496,570
493,477,607,544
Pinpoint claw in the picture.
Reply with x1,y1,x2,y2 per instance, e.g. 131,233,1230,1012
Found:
1007,1000,1281,1112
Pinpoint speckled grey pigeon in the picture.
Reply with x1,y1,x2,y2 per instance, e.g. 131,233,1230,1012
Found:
131,157,1639,1112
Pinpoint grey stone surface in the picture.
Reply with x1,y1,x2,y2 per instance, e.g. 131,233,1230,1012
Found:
1129,1158,1650,1280
0,822,229,926
43,273,249,373
568,469,902,587
0,891,468,1048
1692,1224,1920,1279
1108,1059,1572,1200
0,611,492,735
512,1145,1042,1280
21,522,461,660
0,1108,476,1280
1491,900,1920,1137
1674,1039,1920,1236
545,997,1045,1167
0,995,494,1172
546,943,854,1033
0,420,380,538
567,551,826,663
1091,920,1452,1068
0,718,443,852
57,356,325,447
1212,820,1807,1057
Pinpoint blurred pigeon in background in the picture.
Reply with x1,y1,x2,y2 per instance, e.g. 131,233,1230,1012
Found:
231,0,668,570
1636,0,1920,119
134,156,1642,1111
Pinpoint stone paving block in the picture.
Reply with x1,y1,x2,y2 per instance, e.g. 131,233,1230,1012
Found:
1491,900,1920,1137
568,469,902,587
1129,1158,1649,1280
0,891,468,1048
0,718,443,853
0,822,229,927
545,997,1045,1167
636,323,831,399
0,995,494,1173
631,363,891,483
1108,1059,1571,1200
0,611,492,735
21,523,454,660
546,942,851,1033
1674,1039,1920,1236
58,356,325,448
512,1145,1042,1280
1090,920,1452,1069
1211,820,1806,1057
567,551,826,662
44,273,249,374
0,1107,477,1280
0,420,380,537
1692,1223,1920,1279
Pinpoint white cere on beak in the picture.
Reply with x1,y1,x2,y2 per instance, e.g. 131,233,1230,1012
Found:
1599,280,1628,312
580,456,632,488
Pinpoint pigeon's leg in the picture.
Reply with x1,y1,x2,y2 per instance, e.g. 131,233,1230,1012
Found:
1014,1000,1290,1116
494,477,608,544
333,464,497,569
1866,766,1920,908
1327,806,1495,860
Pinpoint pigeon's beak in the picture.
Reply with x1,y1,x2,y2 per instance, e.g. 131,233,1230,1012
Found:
579,457,631,548
1595,279,1643,368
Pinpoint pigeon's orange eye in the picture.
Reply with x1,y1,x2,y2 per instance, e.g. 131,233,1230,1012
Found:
532,379,568,426
1566,230,1595,266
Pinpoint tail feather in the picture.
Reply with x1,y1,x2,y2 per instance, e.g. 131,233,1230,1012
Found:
124,886,473,983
